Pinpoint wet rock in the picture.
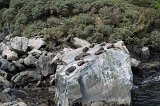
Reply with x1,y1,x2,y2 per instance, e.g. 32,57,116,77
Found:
10,37,28,53
141,46,150,60
28,38,46,49
24,54,37,66
2,49,18,61
72,37,90,48
35,55,56,77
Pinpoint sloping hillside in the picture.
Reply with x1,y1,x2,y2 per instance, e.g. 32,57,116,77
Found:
0,0,160,49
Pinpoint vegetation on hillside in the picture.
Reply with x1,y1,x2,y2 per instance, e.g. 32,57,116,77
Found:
0,0,160,48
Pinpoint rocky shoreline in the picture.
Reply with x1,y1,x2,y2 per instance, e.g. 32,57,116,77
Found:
0,34,159,106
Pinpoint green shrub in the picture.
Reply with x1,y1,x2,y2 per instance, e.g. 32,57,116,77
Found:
97,24,113,37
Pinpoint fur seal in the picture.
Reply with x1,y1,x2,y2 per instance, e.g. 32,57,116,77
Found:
74,53,91,61
99,42,106,46
82,47,89,52
65,66,76,75
77,60,88,66
95,47,105,55
89,43,95,48
107,43,114,49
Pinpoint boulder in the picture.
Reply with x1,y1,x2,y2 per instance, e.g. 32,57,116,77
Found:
0,76,11,87
11,69,41,86
0,59,10,71
35,55,56,77
12,61,26,71
72,37,91,48
141,46,150,60
55,42,133,106
28,49,42,58
131,58,141,67
24,54,37,66
2,49,18,61
10,37,28,53
8,63,17,73
1,101,27,106
0,42,9,54
28,38,46,49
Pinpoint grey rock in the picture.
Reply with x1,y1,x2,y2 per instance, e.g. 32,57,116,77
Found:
1,101,27,106
0,75,11,87
28,38,46,49
12,61,26,71
2,49,18,61
10,37,28,53
0,42,9,54
11,69,41,85
18,58,24,64
24,54,37,66
141,46,150,60
28,49,42,58
72,37,91,48
3,88,27,99
0,92,11,103
0,33,6,41
55,41,133,106
8,63,16,73
0,59,10,70
36,55,56,77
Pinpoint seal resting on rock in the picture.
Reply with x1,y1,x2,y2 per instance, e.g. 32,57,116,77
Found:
77,60,88,66
89,43,95,48
74,52,91,61
65,66,76,75
95,47,105,55
82,47,89,52
99,42,106,46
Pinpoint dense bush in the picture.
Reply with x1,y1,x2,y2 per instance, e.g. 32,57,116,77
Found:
0,0,160,48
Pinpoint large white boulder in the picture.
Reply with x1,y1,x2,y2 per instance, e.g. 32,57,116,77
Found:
28,38,46,49
10,37,29,53
55,41,133,106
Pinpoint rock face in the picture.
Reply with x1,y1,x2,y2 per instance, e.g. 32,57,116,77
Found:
55,42,133,106
72,37,91,48
10,37,28,53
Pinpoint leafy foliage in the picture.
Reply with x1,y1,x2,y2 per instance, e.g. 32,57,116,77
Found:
0,0,160,48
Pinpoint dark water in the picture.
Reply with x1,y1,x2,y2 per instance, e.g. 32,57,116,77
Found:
132,75,160,106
